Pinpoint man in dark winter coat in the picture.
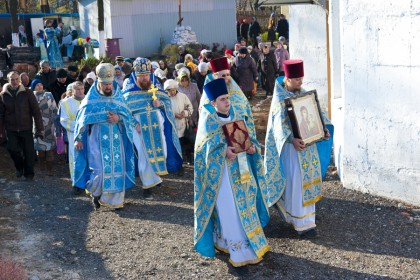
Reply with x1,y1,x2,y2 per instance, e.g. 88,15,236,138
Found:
0,71,44,180
276,14,289,40
258,44,278,97
19,72,32,89
248,17,261,47
239,19,250,43
34,60,57,91
50,68,75,104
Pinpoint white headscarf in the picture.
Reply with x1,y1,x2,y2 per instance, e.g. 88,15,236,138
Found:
154,68,166,80
164,79,178,90
197,62,209,73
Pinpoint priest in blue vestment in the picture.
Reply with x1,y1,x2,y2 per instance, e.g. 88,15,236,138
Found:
264,60,334,238
44,20,64,68
73,63,136,210
200,56,271,213
122,57,183,199
194,78,270,267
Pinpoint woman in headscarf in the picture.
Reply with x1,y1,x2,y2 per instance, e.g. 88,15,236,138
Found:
114,65,124,89
184,54,197,74
274,37,290,77
177,70,201,164
31,79,58,176
233,46,258,100
164,79,193,164
159,60,169,77
177,70,201,128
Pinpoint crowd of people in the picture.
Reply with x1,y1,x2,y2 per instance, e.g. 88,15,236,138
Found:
0,15,333,269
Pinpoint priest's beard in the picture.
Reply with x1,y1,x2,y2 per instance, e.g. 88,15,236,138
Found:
285,84,302,94
101,88,113,96
139,81,151,90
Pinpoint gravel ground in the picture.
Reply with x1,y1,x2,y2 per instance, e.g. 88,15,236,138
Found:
0,92,419,280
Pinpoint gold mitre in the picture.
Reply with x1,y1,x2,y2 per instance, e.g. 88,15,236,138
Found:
96,63,115,83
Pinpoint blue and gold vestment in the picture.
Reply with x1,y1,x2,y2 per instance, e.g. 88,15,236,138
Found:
122,73,182,174
264,79,334,207
194,104,270,259
73,81,136,193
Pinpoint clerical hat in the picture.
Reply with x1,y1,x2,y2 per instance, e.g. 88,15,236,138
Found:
204,78,228,101
283,60,304,79
134,57,151,75
96,63,115,83
209,57,230,73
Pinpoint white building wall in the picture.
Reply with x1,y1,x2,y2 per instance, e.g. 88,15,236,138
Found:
290,1,420,206
78,0,112,46
288,5,328,110
339,0,420,205
78,0,99,39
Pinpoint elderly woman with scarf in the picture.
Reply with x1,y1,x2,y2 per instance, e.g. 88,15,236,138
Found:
177,70,201,129
114,65,124,89
31,79,58,176
164,79,193,164
233,46,258,100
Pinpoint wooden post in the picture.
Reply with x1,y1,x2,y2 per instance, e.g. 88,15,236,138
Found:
98,0,105,57
7,0,19,46
178,0,181,23
40,0,50,13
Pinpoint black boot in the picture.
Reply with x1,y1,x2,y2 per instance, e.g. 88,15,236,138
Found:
92,197,101,210
143,188,153,200
73,186,85,196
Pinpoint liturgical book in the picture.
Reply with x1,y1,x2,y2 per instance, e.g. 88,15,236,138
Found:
222,120,252,153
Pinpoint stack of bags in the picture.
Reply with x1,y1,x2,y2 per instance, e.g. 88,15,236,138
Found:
171,26,198,45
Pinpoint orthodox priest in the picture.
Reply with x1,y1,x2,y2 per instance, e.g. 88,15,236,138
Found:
194,78,270,267
201,56,272,209
122,57,183,199
73,63,136,210
264,60,334,238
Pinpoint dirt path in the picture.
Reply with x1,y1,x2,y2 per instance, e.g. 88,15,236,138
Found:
1,91,419,280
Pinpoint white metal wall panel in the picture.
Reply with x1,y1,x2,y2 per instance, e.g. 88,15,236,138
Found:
111,0,234,15
110,15,136,58
126,9,236,58
81,0,236,58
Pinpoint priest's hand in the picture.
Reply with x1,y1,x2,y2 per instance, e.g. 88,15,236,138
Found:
246,145,256,155
292,138,306,151
75,141,83,151
153,99,161,108
226,146,237,161
325,128,330,140
107,112,120,124
136,124,142,134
